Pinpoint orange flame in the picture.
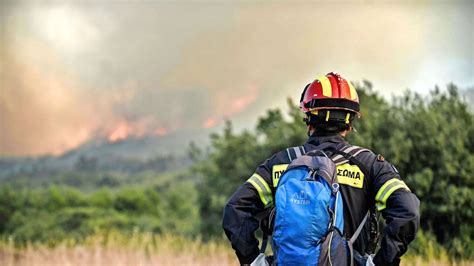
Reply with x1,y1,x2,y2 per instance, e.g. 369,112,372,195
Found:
108,122,132,142
203,118,217,128
154,126,168,136
107,120,170,142
219,85,259,117
229,95,256,114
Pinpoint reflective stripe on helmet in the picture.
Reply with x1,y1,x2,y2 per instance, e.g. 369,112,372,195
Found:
375,178,410,211
348,81,357,100
317,75,333,97
247,173,273,207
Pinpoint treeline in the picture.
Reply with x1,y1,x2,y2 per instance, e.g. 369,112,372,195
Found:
0,82,472,260
0,176,199,245
194,82,473,259
0,154,191,186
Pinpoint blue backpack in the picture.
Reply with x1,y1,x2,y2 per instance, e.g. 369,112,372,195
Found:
267,149,369,266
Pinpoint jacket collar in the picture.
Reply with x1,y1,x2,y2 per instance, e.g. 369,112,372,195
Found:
306,133,347,146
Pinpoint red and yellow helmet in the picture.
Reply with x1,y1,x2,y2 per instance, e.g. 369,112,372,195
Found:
300,72,360,123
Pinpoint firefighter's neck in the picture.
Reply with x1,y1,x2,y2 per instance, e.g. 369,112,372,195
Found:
307,125,349,138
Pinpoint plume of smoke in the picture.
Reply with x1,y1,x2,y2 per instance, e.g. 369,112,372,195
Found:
0,41,100,156
1,1,472,156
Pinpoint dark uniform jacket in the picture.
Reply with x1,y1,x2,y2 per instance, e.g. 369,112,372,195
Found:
222,134,420,265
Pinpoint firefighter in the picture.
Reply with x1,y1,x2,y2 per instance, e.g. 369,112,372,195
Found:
222,72,420,265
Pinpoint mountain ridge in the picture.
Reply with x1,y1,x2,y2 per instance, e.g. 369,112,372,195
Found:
0,127,216,179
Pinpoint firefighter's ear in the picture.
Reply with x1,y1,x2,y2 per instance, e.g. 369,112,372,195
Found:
348,124,356,133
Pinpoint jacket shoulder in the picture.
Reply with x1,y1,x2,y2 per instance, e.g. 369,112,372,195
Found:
330,143,377,164
269,146,305,165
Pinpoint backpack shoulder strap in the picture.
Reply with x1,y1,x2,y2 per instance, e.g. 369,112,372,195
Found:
329,145,371,176
285,146,305,161
331,145,370,166
349,211,370,244
347,210,370,266
331,145,377,264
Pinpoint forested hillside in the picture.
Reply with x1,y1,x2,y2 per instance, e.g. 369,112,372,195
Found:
0,82,472,262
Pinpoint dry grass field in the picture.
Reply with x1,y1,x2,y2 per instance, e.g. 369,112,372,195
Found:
0,232,472,266
0,245,236,266
0,233,236,266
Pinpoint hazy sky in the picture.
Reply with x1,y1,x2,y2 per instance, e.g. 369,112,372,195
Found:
0,0,473,156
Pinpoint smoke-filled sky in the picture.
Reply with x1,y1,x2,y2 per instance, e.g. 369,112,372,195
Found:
0,0,473,157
